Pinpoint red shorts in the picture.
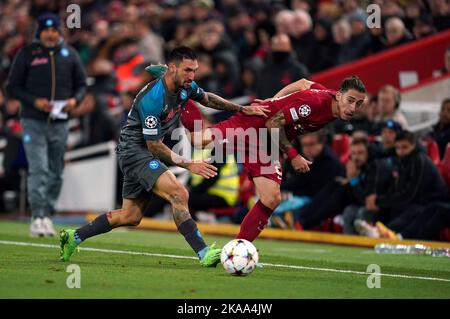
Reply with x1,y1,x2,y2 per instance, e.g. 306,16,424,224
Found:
211,114,283,184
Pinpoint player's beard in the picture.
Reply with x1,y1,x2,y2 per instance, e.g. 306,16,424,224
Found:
174,72,190,89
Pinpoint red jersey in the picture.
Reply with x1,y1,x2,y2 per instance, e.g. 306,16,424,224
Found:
192,83,337,184
213,84,336,142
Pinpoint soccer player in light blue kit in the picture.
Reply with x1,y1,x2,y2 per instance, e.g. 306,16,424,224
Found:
60,46,269,266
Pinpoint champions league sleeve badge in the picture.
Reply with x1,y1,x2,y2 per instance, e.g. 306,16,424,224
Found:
144,116,158,128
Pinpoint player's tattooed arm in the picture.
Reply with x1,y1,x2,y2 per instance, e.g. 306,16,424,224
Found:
201,92,242,112
265,110,292,152
146,140,190,167
266,110,312,173
146,140,217,179
201,92,270,117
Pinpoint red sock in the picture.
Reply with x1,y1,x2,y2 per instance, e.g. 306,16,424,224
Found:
237,200,273,242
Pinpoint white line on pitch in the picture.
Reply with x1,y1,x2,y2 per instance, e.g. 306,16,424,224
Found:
1,240,449,283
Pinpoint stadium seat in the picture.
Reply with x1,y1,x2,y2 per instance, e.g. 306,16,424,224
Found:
332,133,350,164
422,137,441,167
439,228,450,242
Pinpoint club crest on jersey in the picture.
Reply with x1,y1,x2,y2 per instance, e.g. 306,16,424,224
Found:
298,104,311,117
145,116,158,128
148,160,160,170
180,89,188,100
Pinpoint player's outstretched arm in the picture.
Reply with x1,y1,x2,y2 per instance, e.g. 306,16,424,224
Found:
146,140,217,179
265,110,312,173
273,78,315,98
200,92,270,117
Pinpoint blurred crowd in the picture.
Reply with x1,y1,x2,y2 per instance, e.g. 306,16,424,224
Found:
1,0,450,240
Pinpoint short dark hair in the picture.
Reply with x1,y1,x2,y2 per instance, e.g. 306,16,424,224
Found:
351,136,369,147
339,75,366,93
395,130,416,144
168,46,197,64
300,129,327,144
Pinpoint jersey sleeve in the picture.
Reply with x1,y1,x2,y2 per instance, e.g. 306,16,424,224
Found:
282,104,300,126
181,99,203,132
137,95,163,141
188,81,205,102
310,82,327,90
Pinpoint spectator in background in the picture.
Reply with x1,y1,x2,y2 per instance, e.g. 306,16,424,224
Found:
346,95,380,135
288,10,314,68
364,131,448,238
274,9,294,35
404,0,424,33
6,13,87,237
256,33,309,99
375,85,409,129
285,130,343,198
332,18,354,66
342,138,391,236
280,131,344,230
238,60,261,98
372,119,403,162
194,53,220,95
382,17,413,50
412,14,436,40
430,0,450,31
347,11,371,61
307,17,336,73
135,19,165,65
431,98,450,159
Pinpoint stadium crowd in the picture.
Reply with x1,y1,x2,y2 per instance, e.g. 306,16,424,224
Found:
1,0,450,241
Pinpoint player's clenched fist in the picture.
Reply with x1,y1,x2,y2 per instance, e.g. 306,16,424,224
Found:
187,161,218,179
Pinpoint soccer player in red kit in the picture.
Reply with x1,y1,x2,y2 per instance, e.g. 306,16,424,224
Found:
198,75,367,242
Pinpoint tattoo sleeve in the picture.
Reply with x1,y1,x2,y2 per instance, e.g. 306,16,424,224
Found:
201,92,242,112
146,140,190,168
265,110,293,153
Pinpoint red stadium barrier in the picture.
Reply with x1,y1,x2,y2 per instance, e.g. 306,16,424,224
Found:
310,30,450,94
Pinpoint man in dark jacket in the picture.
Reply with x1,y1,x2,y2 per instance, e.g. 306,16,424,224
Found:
6,13,87,237
256,33,309,99
365,131,448,236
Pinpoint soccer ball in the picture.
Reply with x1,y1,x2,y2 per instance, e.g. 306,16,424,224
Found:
220,239,259,276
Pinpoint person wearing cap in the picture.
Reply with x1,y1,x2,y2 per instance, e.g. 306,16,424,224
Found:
372,119,403,161
375,84,409,129
6,12,87,237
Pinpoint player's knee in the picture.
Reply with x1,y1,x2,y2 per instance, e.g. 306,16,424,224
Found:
169,184,189,206
260,192,281,209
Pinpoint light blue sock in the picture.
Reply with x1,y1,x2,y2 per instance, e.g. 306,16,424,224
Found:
197,246,209,260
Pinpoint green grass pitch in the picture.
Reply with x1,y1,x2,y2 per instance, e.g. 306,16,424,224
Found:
0,221,449,299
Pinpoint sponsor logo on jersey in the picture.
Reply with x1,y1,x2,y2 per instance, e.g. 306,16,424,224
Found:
31,57,49,66
143,128,158,135
144,116,158,128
